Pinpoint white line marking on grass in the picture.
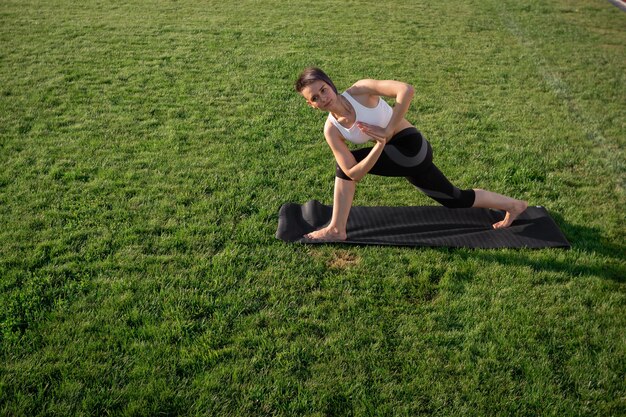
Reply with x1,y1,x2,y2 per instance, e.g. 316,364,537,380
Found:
496,4,625,194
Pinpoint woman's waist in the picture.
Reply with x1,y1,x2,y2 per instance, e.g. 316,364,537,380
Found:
389,123,421,142
390,119,417,137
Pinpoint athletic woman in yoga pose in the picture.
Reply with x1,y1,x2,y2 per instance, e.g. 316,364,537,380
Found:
295,67,528,241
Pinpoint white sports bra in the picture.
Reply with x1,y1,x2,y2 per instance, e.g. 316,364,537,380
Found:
327,91,393,144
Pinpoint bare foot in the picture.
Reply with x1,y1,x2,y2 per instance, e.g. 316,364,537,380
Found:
304,226,347,241
492,200,529,229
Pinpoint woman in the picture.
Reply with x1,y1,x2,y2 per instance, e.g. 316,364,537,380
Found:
295,67,528,241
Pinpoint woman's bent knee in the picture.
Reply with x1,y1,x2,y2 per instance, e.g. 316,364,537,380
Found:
335,163,353,181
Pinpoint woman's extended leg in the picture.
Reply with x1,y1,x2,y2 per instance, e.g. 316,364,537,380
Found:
407,163,528,229
472,189,528,229
305,177,355,240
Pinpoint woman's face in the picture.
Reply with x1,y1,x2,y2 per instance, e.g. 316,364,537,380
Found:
300,80,336,111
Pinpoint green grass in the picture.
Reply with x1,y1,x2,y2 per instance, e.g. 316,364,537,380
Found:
1,0,625,415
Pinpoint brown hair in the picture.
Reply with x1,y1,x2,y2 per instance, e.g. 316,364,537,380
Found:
294,67,338,94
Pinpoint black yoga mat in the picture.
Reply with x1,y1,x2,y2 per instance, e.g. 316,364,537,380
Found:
276,200,570,249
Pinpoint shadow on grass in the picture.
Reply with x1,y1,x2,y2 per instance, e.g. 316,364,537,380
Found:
466,211,625,283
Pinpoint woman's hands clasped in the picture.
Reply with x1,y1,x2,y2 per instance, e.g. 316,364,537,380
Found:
356,122,390,145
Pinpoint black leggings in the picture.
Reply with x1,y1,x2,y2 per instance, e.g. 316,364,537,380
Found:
336,127,475,208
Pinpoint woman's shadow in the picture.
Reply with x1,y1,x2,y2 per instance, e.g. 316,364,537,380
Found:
466,211,625,283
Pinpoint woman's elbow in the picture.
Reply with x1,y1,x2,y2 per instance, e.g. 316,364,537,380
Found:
347,172,362,182
336,163,361,182
404,84,415,98
346,169,362,182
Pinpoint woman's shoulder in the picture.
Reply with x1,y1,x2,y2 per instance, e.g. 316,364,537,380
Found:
324,115,340,133
345,80,381,107
324,117,346,141
346,79,381,95
347,78,410,100
345,80,369,97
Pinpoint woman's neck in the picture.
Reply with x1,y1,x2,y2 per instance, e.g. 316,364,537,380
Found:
330,95,353,120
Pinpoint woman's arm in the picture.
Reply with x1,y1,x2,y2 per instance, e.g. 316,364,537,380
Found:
347,79,415,137
324,120,386,182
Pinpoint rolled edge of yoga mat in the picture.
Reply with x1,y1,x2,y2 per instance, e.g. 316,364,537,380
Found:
276,200,332,242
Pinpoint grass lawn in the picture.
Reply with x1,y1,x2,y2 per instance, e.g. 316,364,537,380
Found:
1,0,625,415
